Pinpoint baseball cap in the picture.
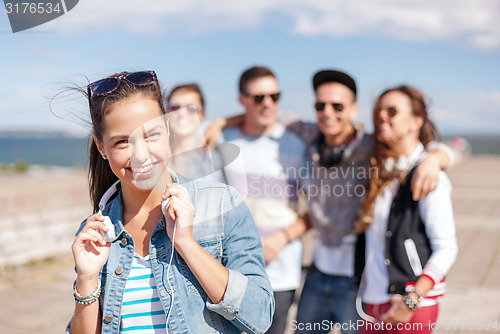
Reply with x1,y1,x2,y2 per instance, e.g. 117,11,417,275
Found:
313,70,357,98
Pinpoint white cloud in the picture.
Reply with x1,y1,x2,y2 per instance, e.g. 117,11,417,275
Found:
46,0,271,35
286,0,500,48
42,0,500,49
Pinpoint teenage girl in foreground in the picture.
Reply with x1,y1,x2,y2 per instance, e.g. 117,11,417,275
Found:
67,70,274,334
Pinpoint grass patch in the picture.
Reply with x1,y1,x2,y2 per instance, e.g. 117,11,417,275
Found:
0,160,30,173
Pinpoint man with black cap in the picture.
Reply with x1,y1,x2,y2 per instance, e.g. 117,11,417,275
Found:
290,70,370,334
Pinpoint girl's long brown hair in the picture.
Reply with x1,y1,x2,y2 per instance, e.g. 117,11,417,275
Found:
355,85,440,233
88,72,166,213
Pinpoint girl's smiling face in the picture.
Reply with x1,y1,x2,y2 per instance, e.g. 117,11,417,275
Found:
96,93,171,191
374,90,423,149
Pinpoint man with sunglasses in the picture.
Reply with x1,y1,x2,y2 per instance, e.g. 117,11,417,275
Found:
220,66,310,334
288,70,369,334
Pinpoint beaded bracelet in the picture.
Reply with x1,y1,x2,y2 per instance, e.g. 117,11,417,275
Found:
73,279,101,305
405,286,425,304
403,293,418,311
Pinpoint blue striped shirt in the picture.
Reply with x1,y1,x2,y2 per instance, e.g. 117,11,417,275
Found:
120,254,168,333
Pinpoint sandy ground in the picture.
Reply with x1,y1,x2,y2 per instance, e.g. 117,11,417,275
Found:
0,156,499,333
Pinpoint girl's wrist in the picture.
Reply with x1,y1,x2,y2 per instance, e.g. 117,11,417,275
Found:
174,237,199,257
281,228,292,244
76,275,100,295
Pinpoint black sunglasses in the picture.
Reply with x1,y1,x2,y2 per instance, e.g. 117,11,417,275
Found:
87,71,158,100
315,102,344,112
243,92,281,104
379,106,398,117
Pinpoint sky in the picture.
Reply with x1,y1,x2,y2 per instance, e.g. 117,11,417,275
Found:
1,0,499,136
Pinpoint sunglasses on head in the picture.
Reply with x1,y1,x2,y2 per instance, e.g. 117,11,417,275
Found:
168,104,197,114
379,106,398,117
315,102,344,113
87,71,158,100
243,92,281,104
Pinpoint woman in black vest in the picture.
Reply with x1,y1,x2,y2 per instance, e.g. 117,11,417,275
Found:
356,85,458,333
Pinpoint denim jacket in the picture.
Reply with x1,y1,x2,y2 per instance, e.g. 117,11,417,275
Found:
67,173,274,334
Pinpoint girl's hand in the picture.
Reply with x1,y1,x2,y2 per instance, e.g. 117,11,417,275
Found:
261,232,288,264
161,184,195,246
380,294,414,325
71,213,111,281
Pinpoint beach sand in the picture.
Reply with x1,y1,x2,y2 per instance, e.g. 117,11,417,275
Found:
0,156,499,333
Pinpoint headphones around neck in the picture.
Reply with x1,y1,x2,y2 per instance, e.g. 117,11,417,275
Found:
316,135,347,168
97,180,175,242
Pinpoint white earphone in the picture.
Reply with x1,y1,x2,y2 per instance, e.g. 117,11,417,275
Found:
162,195,177,327
98,180,120,242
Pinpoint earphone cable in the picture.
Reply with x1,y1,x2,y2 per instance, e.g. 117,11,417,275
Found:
165,217,177,330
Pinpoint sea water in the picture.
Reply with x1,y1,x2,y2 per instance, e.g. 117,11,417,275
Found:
0,133,89,167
